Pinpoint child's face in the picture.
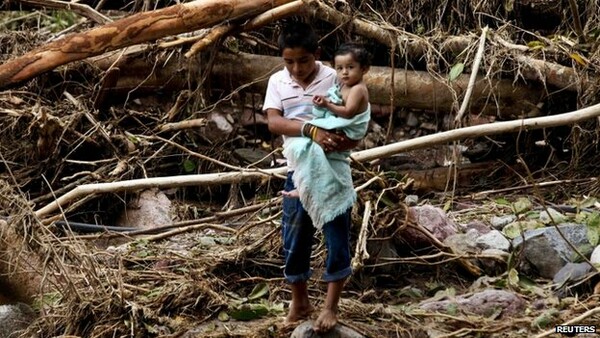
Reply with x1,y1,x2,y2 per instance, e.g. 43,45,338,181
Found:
333,53,367,87
282,47,319,84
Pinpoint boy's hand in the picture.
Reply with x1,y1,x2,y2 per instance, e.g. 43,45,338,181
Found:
314,128,359,152
312,95,327,108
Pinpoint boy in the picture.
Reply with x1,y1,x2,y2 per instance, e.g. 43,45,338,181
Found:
263,21,358,333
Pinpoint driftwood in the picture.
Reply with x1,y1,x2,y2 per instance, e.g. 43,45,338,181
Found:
0,0,296,89
35,102,600,220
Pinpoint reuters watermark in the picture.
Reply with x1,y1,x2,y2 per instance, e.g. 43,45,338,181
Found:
555,325,597,336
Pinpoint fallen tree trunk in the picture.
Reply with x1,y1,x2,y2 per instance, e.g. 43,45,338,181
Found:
303,0,590,93
92,51,546,117
0,0,295,89
35,101,600,220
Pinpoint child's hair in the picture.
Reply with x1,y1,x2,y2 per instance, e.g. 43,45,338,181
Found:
277,21,319,53
334,42,372,67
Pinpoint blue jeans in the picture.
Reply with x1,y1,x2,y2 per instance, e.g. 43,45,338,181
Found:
282,172,352,283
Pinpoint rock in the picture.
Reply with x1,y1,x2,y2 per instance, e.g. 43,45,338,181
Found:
464,220,491,234
0,302,36,338
590,245,600,265
405,112,419,127
476,230,511,252
400,206,458,247
116,188,173,229
490,215,516,230
443,229,479,254
511,224,591,278
290,321,365,338
204,111,234,143
404,195,418,206
419,289,525,317
553,262,593,286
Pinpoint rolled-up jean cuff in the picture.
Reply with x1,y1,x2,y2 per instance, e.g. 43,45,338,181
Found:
285,269,313,284
322,266,352,283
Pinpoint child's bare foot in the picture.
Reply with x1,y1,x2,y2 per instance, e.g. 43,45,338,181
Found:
313,308,337,333
285,302,313,324
281,189,299,198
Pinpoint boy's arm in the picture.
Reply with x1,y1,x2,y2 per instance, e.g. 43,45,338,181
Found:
266,108,350,152
266,109,303,136
324,85,368,119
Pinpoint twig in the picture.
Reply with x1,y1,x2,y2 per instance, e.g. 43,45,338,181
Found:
472,178,597,198
454,26,488,125
144,223,236,242
158,118,207,132
351,200,371,271
19,0,112,24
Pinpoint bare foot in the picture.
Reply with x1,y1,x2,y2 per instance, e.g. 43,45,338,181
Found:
285,301,313,324
280,189,299,198
313,308,338,333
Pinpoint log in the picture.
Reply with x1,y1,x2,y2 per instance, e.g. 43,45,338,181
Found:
0,0,295,89
92,51,546,117
303,0,590,92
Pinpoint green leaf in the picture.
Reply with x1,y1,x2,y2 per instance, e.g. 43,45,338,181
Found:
448,63,464,82
218,311,230,322
580,197,598,209
587,227,599,246
507,268,520,288
247,283,269,301
182,159,196,173
531,309,558,329
502,222,525,239
512,197,533,214
586,212,600,228
526,40,545,50
494,197,510,205
229,303,269,321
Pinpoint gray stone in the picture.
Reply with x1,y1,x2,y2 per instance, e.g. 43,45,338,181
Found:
290,321,365,338
476,230,511,252
0,303,36,338
511,224,590,278
443,229,479,255
404,195,418,206
553,262,593,286
490,215,516,230
590,245,600,265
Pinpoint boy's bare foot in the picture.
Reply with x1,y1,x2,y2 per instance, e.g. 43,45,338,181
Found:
313,308,338,333
285,302,313,324
281,189,299,198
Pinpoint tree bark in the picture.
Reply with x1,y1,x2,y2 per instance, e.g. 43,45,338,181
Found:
0,0,295,89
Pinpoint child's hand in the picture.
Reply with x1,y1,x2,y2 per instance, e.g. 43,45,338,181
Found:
312,95,327,107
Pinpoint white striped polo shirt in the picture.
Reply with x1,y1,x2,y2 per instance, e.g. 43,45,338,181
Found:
263,61,337,122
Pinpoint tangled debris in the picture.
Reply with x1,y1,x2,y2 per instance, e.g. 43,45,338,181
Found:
1,1,600,337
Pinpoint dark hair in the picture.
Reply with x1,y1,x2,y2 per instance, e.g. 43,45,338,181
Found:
277,21,319,53
334,42,372,67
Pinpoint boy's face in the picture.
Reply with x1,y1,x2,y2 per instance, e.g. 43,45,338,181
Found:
282,47,319,84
